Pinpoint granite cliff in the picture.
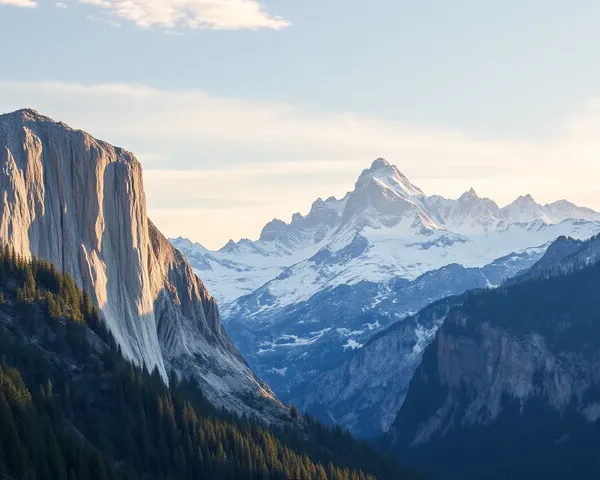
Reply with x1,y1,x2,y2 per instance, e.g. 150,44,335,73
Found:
0,109,281,419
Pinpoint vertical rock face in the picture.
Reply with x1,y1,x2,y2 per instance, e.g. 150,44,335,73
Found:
0,109,280,417
386,246,600,479
292,298,459,438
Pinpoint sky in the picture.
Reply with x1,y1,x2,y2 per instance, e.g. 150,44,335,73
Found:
2,1,600,248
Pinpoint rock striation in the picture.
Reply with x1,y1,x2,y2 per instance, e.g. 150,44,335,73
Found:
0,109,281,419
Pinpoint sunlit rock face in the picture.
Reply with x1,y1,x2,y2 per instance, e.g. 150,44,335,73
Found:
0,109,283,420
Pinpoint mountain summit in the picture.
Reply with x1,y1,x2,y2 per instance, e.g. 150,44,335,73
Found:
356,158,425,199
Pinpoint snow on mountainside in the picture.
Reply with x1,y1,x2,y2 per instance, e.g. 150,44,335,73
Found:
221,159,600,315
174,158,600,308
171,195,348,304
230,247,547,399
0,109,284,422
171,157,600,409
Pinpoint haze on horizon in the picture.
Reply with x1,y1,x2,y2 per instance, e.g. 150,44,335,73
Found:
3,0,600,249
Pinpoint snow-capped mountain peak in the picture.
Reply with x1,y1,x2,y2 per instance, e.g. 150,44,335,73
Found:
430,188,506,233
257,195,347,248
502,194,553,224
172,157,600,306
170,236,208,255
543,199,600,223
357,157,425,200
459,187,479,200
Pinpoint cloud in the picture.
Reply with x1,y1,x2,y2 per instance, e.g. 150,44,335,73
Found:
56,2,67,8
76,0,290,31
1,80,600,248
0,0,37,7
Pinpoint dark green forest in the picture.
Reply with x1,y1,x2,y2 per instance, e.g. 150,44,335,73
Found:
390,257,600,479
0,245,413,480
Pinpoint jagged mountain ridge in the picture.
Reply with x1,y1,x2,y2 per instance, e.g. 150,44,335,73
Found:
172,158,600,410
174,158,600,307
386,234,600,479
0,109,282,420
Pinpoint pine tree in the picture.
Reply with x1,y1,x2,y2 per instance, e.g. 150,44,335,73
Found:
0,393,27,477
25,267,36,300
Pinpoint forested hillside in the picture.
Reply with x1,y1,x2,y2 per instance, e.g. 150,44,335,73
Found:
387,254,600,479
0,245,413,480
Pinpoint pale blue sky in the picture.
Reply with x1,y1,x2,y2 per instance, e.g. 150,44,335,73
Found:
2,0,600,247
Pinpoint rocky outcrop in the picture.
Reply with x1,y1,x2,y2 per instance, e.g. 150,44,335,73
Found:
386,252,600,478
0,109,282,419
292,298,459,438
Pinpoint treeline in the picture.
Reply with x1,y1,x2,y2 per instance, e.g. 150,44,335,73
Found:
0,246,412,480
0,362,119,479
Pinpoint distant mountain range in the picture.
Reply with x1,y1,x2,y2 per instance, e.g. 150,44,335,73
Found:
173,158,600,306
172,158,600,415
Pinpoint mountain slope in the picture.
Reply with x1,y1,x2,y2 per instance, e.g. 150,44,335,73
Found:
0,247,413,480
171,194,348,304
0,109,279,419
286,247,552,436
228,247,543,398
292,296,463,438
290,234,600,439
386,236,600,479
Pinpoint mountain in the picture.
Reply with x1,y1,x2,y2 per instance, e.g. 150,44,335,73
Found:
292,296,463,439
0,247,412,480
385,234,600,479
0,109,280,420
510,233,600,283
231,247,544,397
176,158,600,400
502,196,600,224
174,159,600,308
170,194,348,304
291,233,600,439
284,248,547,437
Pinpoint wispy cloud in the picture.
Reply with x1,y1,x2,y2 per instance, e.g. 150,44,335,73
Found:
56,2,68,8
76,0,290,31
1,80,600,247
0,0,37,7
